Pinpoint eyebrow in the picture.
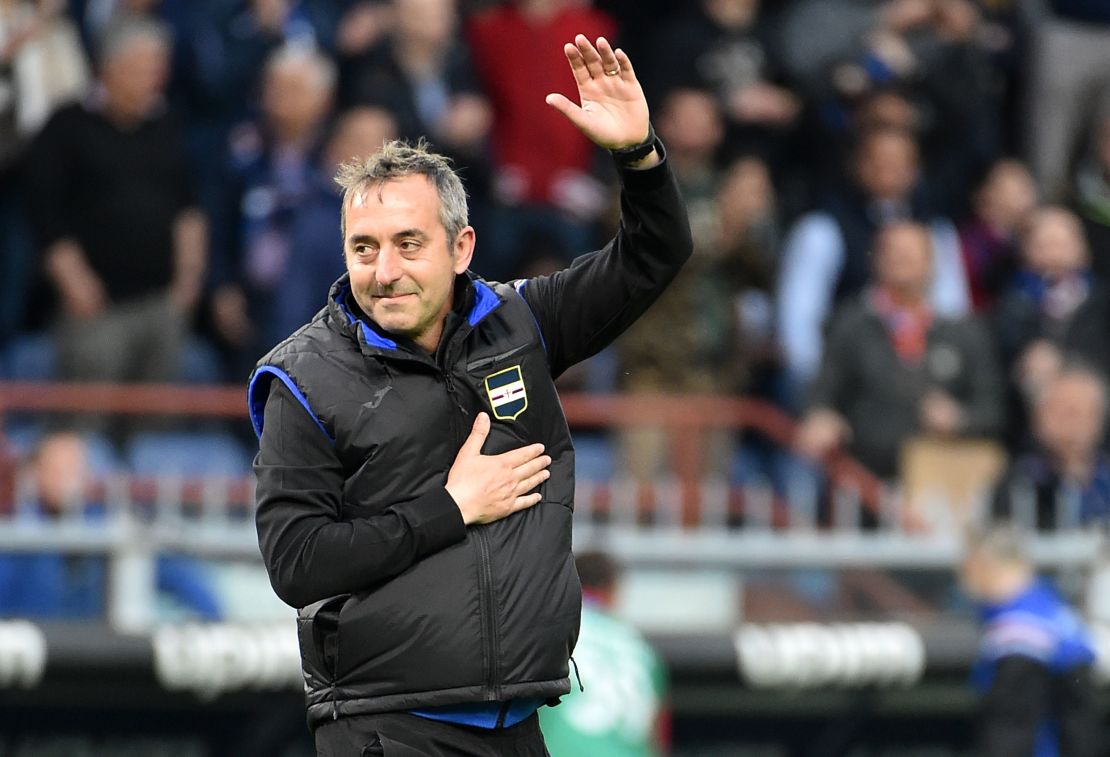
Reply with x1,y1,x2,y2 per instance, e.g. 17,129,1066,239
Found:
347,229,431,246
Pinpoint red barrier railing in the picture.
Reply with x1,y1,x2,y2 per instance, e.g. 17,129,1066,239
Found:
0,382,885,525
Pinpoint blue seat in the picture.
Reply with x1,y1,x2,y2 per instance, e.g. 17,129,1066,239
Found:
125,431,253,476
572,432,616,482
0,333,56,381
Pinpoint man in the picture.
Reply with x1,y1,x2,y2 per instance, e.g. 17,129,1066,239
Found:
795,221,1003,479
0,432,222,621
776,127,969,400
539,552,668,757
24,16,205,392
960,524,1100,757
248,35,691,755
991,366,1110,530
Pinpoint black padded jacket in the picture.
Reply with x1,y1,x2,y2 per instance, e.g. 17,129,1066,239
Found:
247,146,691,728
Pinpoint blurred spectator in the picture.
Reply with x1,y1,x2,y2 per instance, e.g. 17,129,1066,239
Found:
1024,0,1110,199
0,432,222,620
782,0,1002,214
776,126,969,397
339,0,490,159
210,44,337,370
994,207,1110,409
1068,97,1110,283
616,90,777,480
991,367,1110,530
339,0,493,251
467,0,615,279
958,159,1038,312
0,0,89,345
24,16,206,386
642,0,799,155
539,552,668,757
796,222,1002,480
960,524,1099,756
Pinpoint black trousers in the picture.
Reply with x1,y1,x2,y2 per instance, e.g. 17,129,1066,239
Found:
314,712,551,757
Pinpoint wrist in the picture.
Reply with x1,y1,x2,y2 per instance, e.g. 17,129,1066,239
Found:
610,123,658,168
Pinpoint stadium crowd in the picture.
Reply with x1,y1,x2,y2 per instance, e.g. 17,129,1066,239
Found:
1,0,1110,522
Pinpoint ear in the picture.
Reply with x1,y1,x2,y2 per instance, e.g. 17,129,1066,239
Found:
452,226,476,274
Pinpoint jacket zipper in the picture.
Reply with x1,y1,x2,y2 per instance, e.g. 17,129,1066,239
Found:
465,342,531,372
440,360,499,701
474,526,500,701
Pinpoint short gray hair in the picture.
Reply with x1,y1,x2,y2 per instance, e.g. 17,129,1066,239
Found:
335,139,469,243
965,522,1031,566
264,43,338,95
97,16,171,68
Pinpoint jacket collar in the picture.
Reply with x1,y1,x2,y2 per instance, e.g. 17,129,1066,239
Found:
325,272,504,356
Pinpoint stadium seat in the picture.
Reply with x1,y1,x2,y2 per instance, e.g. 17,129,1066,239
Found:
125,431,253,477
0,333,57,381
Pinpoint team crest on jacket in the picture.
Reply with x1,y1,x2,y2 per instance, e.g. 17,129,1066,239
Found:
484,365,528,420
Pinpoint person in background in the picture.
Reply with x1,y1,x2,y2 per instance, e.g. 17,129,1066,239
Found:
614,87,736,483
960,523,1099,757
959,159,1039,312
795,221,1002,480
24,16,206,388
776,126,969,404
991,366,1110,530
540,552,668,757
0,432,222,620
1068,95,1110,284
467,0,616,280
209,44,336,372
993,207,1110,415
0,0,89,346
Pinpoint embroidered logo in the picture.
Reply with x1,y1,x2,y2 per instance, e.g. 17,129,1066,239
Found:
484,365,528,420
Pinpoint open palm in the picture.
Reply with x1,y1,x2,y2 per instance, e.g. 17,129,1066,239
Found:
546,35,651,151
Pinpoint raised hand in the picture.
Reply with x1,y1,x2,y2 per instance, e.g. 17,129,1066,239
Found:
545,35,651,151
445,413,552,525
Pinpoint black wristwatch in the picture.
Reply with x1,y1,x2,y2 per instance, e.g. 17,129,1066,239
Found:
609,123,658,167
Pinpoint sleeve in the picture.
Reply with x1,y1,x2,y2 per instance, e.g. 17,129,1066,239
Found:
805,307,857,414
955,318,1005,437
24,108,77,250
775,213,845,385
516,147,693,378
977,655,1051,757
253,380,467,608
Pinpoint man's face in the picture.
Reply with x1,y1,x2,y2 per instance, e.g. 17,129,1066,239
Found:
263,59,332,139
1023,211,1089,280
1035,375,1106,464
856,132,919,202
101,35,169,120
874,224,932,296
343,175,473,350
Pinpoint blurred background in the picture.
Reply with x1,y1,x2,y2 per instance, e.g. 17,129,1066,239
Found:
2,0,1110,754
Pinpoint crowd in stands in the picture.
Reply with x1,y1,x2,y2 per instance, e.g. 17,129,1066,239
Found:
2,0,1110,529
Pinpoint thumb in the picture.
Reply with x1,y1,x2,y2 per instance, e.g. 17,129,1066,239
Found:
545,93,589,131
459,411,491,456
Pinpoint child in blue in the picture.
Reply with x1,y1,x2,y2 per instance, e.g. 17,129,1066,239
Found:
961,525,1100,757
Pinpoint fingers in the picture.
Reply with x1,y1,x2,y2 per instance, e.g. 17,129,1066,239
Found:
595,36,620,75
512,492,543,513
563,42,591,87
515,468,551,495
513,454,552,480
545,92,590,131
458,412,490,457
614,47,636,82
574,33,604,78
500,442,546,467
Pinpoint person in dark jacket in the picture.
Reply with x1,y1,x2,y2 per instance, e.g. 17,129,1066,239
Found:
961,524,1100,757
795,221,1003,479
248,35,691,756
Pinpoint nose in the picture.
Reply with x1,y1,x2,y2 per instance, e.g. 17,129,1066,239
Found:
375,247,402,286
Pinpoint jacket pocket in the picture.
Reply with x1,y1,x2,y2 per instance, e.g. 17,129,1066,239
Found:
298,593,350,682
465,342,533,373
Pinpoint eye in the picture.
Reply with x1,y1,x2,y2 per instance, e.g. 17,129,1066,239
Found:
353,244,376,258
399,239,422,253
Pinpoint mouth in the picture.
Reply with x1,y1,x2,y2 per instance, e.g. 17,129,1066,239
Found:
373,293,416,302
